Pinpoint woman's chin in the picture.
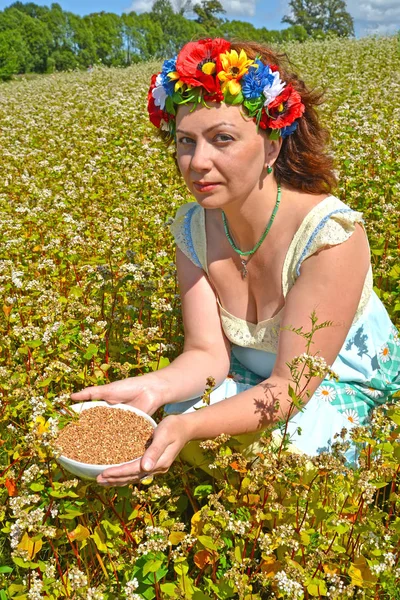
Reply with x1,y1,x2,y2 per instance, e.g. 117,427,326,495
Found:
191,191,228,209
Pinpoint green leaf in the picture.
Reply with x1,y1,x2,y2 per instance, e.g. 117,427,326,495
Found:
269,129,280,140
49,489,79,499
193,592,213,600
84,343,98,360
12,556,39,569
7,585,26,598
30,483,44,492
26,340,42,349
70,286,83,298
388,409,400,426
334,523,349,534
174,561,189,576
234,543,243,564
198,535,218,551
90,526,107,552
160,583,178,598
37,377,52,388
300,531,310,545
156,356,170,370
139,586,156,600
0,566,13,573
143,559,163,576
306,578,327,596
101,519,122,538
193,484,213,499
165,95,176,115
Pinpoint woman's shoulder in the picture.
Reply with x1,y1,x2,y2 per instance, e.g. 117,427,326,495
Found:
287,190,358,229
285,189,364,244
283,190,367,284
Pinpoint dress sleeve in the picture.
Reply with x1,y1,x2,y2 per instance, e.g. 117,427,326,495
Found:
283,199,373,322
294,207,365,277
169,203,208,272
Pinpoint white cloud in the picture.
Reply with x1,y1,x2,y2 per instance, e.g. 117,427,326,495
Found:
222,0,257,17
125,0,153,12
125,0,258,17
346,0,400,35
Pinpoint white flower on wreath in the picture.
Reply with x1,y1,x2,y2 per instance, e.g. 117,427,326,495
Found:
344,409,360,426
344,385,356,396
152,74,167,110
363,386,384,399
315,385,337,403
378,344,391,363
263,71,286,105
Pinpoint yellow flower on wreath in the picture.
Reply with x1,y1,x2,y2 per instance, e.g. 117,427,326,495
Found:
168,71,187,92
218,49,255,95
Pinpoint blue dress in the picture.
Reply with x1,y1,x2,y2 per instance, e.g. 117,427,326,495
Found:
166,195,400,465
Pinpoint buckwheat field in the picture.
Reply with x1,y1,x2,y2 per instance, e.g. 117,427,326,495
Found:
0,36,399,599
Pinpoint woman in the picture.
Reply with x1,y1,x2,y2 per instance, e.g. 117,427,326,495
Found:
72,38,400,486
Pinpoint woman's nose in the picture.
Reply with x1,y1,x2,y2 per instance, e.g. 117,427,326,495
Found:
190,141,213,172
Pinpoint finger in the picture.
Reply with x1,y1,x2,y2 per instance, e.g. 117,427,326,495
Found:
141,440,170,472
70,385,105,401
98,459,142,484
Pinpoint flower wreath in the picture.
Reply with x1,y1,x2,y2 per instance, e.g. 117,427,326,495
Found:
148,38,305,140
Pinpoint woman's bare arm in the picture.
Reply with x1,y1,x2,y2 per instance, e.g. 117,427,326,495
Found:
73,247,231,412
154,247,231,404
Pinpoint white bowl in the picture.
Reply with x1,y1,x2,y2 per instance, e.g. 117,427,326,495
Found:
57,401,157,480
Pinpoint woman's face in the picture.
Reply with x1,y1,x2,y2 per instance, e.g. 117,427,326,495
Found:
175,102,278,209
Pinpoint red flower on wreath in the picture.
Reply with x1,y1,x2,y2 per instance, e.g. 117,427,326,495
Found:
147,73,171,128
260,84,305,130
176,38,230,95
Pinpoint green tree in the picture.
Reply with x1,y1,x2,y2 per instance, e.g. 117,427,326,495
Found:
83,12,124,66
67,12,97,67
282,0,354,37
150,0,175,28
1,6,52,72
218,19,260,41
193,0,225,30
149,1,205,57
0,28,28,79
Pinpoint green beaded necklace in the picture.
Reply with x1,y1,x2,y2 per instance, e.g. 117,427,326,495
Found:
221,185,281,279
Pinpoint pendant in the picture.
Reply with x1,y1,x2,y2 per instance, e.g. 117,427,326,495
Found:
240,257,248,279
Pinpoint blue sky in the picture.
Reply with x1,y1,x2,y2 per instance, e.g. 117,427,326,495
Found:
1,0,399,37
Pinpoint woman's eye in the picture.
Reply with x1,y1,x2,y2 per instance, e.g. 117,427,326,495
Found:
215,134,233,143
178,136,195,145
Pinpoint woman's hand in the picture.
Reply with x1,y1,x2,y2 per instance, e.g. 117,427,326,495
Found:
70,374,168,416
96,415,190,487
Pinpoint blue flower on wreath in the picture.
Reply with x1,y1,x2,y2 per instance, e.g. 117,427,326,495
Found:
242,59,275,99
281,120,299,138
161,56,177,96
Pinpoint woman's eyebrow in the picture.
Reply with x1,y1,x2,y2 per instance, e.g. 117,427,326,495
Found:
176,122,236,135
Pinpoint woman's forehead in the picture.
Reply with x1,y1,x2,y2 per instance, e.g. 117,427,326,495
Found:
176,102,256,133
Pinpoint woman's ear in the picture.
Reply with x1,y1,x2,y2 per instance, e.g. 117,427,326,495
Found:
264,137,283,170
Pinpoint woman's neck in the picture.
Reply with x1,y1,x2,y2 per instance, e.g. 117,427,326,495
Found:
221,179,281,252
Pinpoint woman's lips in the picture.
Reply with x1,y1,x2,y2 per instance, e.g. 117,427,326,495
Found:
193,182,220,193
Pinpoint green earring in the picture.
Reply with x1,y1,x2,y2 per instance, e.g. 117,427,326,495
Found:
267,165,273,174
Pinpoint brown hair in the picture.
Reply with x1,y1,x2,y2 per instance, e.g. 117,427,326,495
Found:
158,39,337,195
230,40,337,194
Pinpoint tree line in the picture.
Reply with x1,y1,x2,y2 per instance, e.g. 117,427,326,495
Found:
0,0,354,80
